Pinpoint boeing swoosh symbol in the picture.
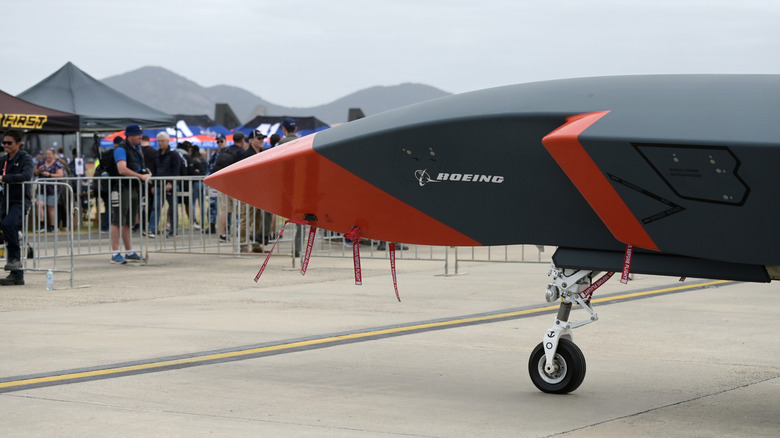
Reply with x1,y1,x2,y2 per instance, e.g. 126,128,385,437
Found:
415,169,440,187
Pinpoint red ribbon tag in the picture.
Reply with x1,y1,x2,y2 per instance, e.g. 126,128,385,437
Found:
353,239,362,285
299,225,317,276
390,243,400,302
580,271,614,301
621,244,633,284
344,226,362,285
254,219,308,282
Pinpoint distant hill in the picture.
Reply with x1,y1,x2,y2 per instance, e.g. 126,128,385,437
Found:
101,66,451,126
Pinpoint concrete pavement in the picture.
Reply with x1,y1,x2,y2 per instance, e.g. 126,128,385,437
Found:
1,252,779,437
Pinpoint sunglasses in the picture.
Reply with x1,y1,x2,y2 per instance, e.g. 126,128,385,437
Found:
216,139,225,143
2,141,13,145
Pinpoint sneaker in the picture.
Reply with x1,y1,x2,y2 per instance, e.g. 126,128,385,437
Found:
192,223,201,231
125,252,144,263
219,234,228,242
0,275,24,286
47,226,55,233
110,253,127,264
143,231,156,238
4,259,22,271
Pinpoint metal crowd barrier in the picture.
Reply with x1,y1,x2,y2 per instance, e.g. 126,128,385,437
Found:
2,175,553,287
0,180,77,287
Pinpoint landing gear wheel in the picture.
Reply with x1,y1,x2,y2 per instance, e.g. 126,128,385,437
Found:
528,338,586,394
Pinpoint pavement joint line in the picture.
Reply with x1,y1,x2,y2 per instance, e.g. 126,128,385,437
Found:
0,278,733,393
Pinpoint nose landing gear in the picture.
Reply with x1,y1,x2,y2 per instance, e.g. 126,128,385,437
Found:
528,264,608,394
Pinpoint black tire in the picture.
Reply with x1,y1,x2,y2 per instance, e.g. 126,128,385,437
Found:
528,338,586,394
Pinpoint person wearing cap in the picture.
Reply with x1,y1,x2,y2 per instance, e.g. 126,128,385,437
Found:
206,133,227,234
276,118,303,256
236,130,269,253
241,130,266,159
277,117,299,145
211,132,245,242
109,124,151,264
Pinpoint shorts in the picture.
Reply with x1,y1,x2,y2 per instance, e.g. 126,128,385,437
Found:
110,187,139,226
217,191,234,214
37,194,59,207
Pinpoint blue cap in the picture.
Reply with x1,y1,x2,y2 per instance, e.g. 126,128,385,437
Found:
282,117,296,131
125,124,143,137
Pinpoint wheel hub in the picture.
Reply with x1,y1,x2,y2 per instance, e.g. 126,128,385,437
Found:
538,354,566,384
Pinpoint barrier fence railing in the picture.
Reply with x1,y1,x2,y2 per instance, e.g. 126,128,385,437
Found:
2,176,552,285
5,181,77,287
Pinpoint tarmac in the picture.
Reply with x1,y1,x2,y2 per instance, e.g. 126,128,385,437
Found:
1,251,779,437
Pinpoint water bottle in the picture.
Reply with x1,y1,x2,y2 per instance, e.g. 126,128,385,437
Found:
46,269,54,290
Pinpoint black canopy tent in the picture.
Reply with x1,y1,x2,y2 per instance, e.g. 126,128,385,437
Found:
0,89,79,133
239,115,329,137
17,62,175,132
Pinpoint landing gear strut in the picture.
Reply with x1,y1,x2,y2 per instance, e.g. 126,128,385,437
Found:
528,264,604,394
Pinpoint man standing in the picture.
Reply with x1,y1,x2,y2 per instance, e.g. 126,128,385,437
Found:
140,135,157,236
211,132,244,242
109,124,151,264
277,117,299,145
0,130,34,285
277,118,302,256
238,130,267,253
206,134,227,234
150,132,179,238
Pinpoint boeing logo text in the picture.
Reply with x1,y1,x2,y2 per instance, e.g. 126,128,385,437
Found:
435,172,505,184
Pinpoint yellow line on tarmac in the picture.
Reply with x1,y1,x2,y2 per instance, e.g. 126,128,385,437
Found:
0,279,730,392
590,279,730,304
0,307,559,392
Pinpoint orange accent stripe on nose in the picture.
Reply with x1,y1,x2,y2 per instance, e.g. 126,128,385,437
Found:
542,111,659,251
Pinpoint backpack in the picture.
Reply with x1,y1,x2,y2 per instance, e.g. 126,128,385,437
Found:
175,149,191,176
92,148,117,195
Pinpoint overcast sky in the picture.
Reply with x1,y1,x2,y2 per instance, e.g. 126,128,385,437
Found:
3,0,780,108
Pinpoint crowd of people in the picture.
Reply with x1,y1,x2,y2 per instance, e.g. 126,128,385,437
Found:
0,117,302,284
96,118,300,263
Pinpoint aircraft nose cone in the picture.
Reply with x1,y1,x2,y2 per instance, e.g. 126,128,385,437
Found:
205,134,317,221
205,132,480,246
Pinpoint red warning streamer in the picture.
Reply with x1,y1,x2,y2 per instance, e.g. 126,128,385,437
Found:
621,244,633,284
580,271,614,301
390,243,400,302
344,227,362,285
299,225,317,276
254,219,308,282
